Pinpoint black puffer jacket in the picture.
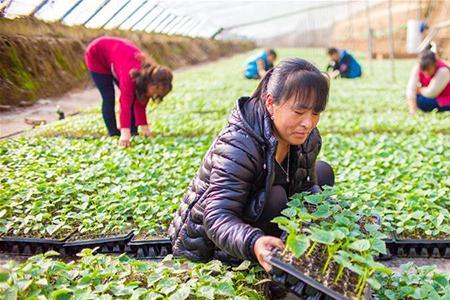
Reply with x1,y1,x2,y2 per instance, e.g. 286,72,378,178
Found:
169,96,322,262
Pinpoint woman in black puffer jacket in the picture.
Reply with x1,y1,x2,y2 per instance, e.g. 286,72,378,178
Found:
169,58,333,272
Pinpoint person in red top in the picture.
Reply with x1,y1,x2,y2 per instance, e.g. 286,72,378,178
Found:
406,49,450,115
85,36,173,147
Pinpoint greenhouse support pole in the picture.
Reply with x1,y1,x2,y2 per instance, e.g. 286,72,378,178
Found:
181,20,199,36
0,0,13,17
388,0,396,82
179,20,196,36
347,0,353,47
211,27,224,39
100,0,131,29
186,21,203,37
159,15,177,33
116,0,148,29
30,0,49,16
175,19,195,35
160,15,179,33
365,0,373,73
59,0,84,22
144,9,166,31
152,14,172,33
166,16,187,34
417,0,421,19
130,4,158,31
171,17,192,35
83,0,111,26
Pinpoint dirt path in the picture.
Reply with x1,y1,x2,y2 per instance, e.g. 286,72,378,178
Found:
0,56,236,139
0,85,101,138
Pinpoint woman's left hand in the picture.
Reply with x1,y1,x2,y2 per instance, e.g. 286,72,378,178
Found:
254,236,285,272
140,125,153,138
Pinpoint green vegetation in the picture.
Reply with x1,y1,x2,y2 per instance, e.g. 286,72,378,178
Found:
375,263,450,299
0,49,449,298
0,249,266,299
273,189,392,298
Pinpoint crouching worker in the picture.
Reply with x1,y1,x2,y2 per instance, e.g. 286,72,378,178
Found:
326,47,362,79
406,49,450,115
169,58,334,274
85,36,173,147
243,49,277,79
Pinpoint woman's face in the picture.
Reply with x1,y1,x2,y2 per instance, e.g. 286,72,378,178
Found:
266,95,320,145
146,84,164,99
330,52,340,62
423,64,437,77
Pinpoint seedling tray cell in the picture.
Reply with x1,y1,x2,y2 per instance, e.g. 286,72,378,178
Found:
390,233,450,258
63,231,134,256
0,234,72,256
127,238,172,259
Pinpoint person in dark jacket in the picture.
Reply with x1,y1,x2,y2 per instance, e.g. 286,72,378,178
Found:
326,47,362,79
169,58,333,273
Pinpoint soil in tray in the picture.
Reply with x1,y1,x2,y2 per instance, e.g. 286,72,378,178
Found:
275,245,365,300
397,231,450,240
132,231,169,241
1,229,74,241
67,232,130,242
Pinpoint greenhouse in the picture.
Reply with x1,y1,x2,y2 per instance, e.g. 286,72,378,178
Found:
0,0,449,299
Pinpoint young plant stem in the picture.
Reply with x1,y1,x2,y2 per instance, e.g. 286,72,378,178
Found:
355,274,364,293
322,243,342,275
356,273,368,299
306,241,317,257
334,264,345,283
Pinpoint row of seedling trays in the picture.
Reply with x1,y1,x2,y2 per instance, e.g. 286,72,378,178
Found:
0,231,171,259
2,232,447,258
1,232,448,300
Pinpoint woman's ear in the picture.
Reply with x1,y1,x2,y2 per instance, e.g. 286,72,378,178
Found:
265,93,274,117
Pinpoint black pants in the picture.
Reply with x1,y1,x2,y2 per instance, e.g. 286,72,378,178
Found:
88,70,138,136
254,160,335,237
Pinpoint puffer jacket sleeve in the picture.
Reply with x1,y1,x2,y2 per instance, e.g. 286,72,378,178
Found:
203,128,265,261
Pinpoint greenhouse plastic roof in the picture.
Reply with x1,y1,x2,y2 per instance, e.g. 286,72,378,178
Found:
3,0,379,39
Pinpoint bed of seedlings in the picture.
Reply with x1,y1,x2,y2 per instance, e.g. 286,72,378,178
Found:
272,189,392,299
0,49,449,299
0,249,267,299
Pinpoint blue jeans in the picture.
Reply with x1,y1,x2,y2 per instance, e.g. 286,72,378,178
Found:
88,71,138,136
416,94,450,112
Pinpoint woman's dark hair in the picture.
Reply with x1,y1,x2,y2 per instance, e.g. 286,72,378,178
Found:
251,58,329,112
419,49,436,71
327,47,338,55
266,49,277,59
130,58,173,104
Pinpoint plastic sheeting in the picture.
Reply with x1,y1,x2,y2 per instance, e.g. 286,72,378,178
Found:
3,0,380,39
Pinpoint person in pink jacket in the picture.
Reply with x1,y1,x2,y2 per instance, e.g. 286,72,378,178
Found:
85,36,173,147
406,49,450,115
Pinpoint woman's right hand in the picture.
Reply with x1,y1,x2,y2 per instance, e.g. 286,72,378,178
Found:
140,125,153,138
119,128,132,148
254,236,284,272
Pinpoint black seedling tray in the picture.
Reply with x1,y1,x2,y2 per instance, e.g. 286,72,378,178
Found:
389,232,450,258
266,255,371,300
63,231,134,256
0,233,73,256
127,237,172,259
376,237,395,261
